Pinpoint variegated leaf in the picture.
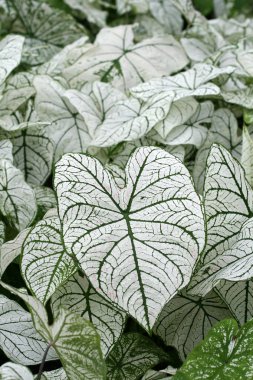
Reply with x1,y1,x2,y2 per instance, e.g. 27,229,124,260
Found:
0,35,24,86
0,362,33,380
241,125,253,187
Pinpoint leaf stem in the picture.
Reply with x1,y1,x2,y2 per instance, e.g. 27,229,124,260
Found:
36,342,52,380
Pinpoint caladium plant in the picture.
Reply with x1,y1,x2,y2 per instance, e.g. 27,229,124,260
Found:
1,0,253,378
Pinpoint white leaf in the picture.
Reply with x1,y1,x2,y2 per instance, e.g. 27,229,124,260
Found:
131,64,235,101
41,368,67,380
0,228,31,277
55,147,205,331
0,35,24,86
0,159,37,231
155,97,199,141
63,25,189,90
193,109,241,194
148,0,183,34
34,186,57,217
190,218,253,296
34,76,91,160
21,216,76,304
64,81,126,135
0,283,107,380
51,272,126,357
0,140,13,162
0,362,33,380
0,295,57,365
106,333,169,380
154,290,232,360
64,0,107,27
216,279,253,325
92,94,173,147
0,72,35,117
197,144,253,266
11,124,54,186
241,126,253,188
0,221,4,249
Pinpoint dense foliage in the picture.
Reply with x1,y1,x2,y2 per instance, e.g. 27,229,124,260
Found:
1,0,253,379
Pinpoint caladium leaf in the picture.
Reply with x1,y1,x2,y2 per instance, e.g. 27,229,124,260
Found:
41,368,67,380
55,147,205,332
189,218,253,296
0,228,31,277
241,125,253,187
8,0,87,65
215,279,253,325
0,35,24,86
33,75,92,160
63,24,189,90
21,216,76,304
64,0,107,27
154,290,232,360
154,97,199,141
148,0,183,34
10,124,54,186
0,362,33,380
0,159,37,231
131,64,234,101
159,101,213,148
221,88,253,109
116,0,148,14
193,108,241,194
195,144,253,266
0,220,5,249
63,81,126,135
0,140,13,161
92,94,174,147
0,282,107,380
34,186,57,217
106,333,169,380
173,319,253,380
51,272,126,356
0,72,35,117
0,294,57,365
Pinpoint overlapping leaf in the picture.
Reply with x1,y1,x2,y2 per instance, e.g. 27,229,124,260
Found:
21,216,76,304
0,35,24,86
154,290,232,360
55,147,205,332
63,24,189,90
241,125,253,187
106,333,169,380
51,272,126,356
0,295,57,365
0,362,33,380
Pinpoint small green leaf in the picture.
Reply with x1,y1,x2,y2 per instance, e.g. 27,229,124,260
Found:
173,319,253,380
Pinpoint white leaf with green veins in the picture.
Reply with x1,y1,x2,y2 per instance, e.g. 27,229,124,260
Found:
221,88,253,109
34,186,57,217
193,108,242,194
92,94,174,147
63,24,189,90
0,295,57,365
0,35,24,86
41,368,67,380
55,147,205,332
0,159,37,231
216,279,253,325
0,362,33,380
11,124,54,186
161,101,214,148
0,140,13,162
106,333,169,380
51,272,126,357
0,228,31,277
131,64,234,101
0,282,107,380
148,0,183,34
241,126,253,188
21,216,76,304
154,97,198,141
34,75,92,161
195,144,253,267
189,218,253,296
64,82,126,134
64,0,107,27
8,0,86,65
154,290,232,360
0,72,35,117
